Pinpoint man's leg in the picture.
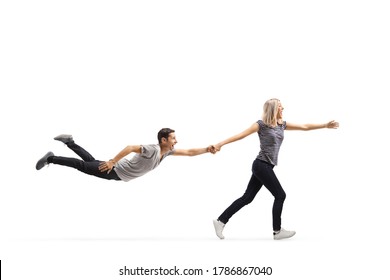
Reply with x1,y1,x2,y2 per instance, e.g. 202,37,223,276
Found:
54,134,96,162
47,156,120,180
66,141,96,162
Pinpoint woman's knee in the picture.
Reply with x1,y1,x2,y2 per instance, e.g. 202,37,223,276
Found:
240,194,256,205
275,190,286,202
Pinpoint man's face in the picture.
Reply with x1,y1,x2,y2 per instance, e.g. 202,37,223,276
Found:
164,132,178,150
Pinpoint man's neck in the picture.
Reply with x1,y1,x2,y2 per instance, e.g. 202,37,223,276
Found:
159,144,171,155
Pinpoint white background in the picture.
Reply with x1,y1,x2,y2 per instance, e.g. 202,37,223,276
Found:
1,0,389,279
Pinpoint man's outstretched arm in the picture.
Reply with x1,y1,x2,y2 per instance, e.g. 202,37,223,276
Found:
173,146,215,156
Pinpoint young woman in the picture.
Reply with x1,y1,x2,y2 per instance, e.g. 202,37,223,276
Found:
212,98,339,240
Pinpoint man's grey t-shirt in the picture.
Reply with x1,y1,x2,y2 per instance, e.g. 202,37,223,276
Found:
256,120,286,166
114,144,174,182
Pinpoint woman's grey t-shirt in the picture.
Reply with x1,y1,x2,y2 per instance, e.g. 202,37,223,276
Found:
256,120,286,166
114,144,174,182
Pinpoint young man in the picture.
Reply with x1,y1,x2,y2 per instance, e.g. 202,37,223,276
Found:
36,128,213,182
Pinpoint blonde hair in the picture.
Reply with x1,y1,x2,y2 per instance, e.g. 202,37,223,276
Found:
262,98,280,127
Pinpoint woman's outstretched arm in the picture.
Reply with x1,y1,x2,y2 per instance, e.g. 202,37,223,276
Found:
213,122,260,152
286,120,339,131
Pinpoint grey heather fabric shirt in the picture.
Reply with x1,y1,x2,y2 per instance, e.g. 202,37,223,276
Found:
256,120,286,166
114,144,174,182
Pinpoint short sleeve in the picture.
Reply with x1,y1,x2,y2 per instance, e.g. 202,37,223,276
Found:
257,120,264,129
140,145,158,158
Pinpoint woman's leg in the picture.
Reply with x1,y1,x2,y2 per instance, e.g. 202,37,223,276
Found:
218,172,263,224
252,160,286,231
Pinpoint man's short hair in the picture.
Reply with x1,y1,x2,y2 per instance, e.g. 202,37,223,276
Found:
158,128,175,143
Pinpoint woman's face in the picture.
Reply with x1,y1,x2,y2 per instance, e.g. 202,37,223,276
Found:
277,101,284,119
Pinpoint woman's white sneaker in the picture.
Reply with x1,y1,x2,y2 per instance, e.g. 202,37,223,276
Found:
213,220,225,239
273,228,296,240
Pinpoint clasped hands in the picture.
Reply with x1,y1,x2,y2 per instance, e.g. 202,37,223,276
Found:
207,144,221,154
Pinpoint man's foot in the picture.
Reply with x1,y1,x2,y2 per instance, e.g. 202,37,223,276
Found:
36,151,54,170
54,134,73,144
273,228,296,240
213,219,225,239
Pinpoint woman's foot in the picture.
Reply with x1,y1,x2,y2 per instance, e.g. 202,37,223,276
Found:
213,219,226,239
273,228,296,240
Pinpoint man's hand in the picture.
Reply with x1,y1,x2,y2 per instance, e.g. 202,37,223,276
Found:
98,160,115,174
208,145,221,154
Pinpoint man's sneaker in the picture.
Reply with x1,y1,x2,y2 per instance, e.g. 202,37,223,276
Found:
273,228,296,240
213,219,225,239
36,151,54,170
54,134,73,144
